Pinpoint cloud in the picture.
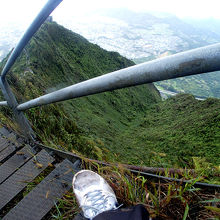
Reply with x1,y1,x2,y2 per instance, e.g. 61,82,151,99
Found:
54,0,220,19
1,0,220,28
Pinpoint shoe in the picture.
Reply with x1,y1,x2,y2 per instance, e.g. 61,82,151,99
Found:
72,170,118,219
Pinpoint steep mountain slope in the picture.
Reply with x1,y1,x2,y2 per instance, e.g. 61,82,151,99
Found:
2,10,220,97
0,22,219,176
0,21,160,159
56,9,220,98
113,94,220,169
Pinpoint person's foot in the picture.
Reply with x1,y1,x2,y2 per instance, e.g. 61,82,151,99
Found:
72,170,118,219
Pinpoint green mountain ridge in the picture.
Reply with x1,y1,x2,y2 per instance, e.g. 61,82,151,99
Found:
0,22,219,180
78,9,220,98
0,21,160,159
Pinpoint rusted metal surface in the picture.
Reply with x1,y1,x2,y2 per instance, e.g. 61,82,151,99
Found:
37,142,194,175
0,150,54,210
36,142,81,163
119,164,196,176
35,142,220,189
0,145,35,184
3,159,75,220
17,43,220,110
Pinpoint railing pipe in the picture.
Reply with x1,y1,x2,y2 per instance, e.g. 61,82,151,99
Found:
1,0,62,81
0,101,8,106
17,43,220,111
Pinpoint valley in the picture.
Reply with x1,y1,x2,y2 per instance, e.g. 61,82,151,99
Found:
0,22,219,185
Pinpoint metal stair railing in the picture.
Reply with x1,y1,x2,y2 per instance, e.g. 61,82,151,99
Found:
0,0,220,139
0,0,63,140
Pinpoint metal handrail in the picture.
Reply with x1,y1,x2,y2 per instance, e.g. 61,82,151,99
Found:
17,43,220,110
1,0,62,81
0,0,220,138
0,0,63,139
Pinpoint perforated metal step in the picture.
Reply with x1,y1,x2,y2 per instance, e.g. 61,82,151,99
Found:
0,150,54,210
0,143,22,163
3,159,76,220
0,145,35,184
0,139,10,152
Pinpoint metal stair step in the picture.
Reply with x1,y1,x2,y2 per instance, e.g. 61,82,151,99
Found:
0,150,54,210
3,159,76,220
0,127,11,136
0,133,18,153
0,139,10,152
0,145,35,184
0,143,22,163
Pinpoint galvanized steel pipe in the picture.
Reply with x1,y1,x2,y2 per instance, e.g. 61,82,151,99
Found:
17,43,220,111
1,0,62,81
0,101,8,106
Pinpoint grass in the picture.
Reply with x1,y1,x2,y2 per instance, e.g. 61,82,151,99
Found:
0,19,219,220
0,21,161,162
110,94,220,183
46,161,220,219
0,22,219,184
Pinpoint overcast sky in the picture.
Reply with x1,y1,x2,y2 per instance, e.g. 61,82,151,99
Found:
0,0,220,28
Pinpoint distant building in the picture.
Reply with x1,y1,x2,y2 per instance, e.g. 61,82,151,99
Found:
46,16,53,23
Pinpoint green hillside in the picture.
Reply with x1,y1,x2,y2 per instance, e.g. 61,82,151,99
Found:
0,22,160,159
156,72,220,98
114,94,220,167
0,22,219,181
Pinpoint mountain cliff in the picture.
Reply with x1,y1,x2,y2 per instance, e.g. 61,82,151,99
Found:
0,22,219,178
2,10,220,98
0,21,160,159
55,9,220,98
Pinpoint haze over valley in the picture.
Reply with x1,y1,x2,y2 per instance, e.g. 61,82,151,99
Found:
0,2,219,218
1,8,220,98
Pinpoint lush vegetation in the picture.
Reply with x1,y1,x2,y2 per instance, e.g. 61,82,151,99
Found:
156,72,220,98
0,21,160,159
113,94,220,182
47,161,220,219
0,22,219,184
0,21,219,219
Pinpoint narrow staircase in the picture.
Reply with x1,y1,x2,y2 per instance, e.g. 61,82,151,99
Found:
0,127,78,220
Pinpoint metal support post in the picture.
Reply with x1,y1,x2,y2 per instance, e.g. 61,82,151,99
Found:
0,77,35,140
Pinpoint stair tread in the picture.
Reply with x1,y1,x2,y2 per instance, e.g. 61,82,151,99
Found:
3,159,76,220
0,150,54,210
